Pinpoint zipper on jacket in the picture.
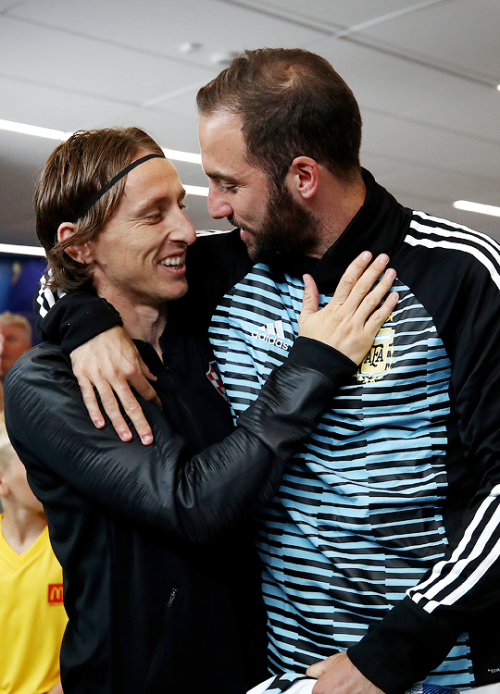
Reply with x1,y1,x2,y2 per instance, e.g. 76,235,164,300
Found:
167,587,177,608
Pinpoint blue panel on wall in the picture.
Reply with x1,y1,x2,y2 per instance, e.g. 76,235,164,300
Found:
0,260,13,313
0,255,47,344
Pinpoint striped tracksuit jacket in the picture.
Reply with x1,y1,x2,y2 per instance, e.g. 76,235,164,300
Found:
209,171,500,694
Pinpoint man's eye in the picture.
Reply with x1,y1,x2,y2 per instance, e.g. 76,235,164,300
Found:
219,183,236,193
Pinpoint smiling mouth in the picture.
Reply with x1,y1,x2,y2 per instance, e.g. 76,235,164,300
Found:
160,254,185,266
159,254,186,272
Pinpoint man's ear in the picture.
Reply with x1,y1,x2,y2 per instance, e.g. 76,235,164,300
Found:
57,222,94,265
0,471,9,498
285,156,320,200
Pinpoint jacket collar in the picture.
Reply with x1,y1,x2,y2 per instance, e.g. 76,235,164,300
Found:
268,170,412,293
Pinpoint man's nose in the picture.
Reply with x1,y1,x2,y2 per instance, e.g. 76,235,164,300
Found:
207,185,232,220
174,209,197,246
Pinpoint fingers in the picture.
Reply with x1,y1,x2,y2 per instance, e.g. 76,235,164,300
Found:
306,659,329,679
331,253,390,315
331,251,375,305
77,365,156,446
77,376,105,429
139,358,158,384
306,653,341,679
106,379,154,446
70,326,158,445
300,274,319,320
297,250,398,363
364,290,399,334
91,378,134,443
137,359,161,407
353,266,396,322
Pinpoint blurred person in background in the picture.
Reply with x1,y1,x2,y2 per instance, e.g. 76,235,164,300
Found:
0,415,66,694
0,312,32,381
0,312,32,411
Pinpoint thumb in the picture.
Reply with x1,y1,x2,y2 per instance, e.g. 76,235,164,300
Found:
300,274,319,321
139,356,157,382
306,657,330,679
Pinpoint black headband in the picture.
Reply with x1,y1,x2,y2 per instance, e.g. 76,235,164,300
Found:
70,152,166,224
53,152,166,245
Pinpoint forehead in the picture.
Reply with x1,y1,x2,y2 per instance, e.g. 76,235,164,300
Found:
0,324,26,337
121,155,183,207
198,112,248,171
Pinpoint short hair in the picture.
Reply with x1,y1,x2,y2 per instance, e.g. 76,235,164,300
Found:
35,127,164,293
197,48,362,187
0,312,32,342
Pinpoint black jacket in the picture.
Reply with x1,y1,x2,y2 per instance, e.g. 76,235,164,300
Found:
6,239,356,694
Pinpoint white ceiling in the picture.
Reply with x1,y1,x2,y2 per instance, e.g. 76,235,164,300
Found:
0,0,499,247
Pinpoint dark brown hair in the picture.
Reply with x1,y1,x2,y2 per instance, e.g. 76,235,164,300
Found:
197,48,362,187
35,127,164,292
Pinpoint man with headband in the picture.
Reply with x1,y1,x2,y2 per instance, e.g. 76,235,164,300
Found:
4,127,397,693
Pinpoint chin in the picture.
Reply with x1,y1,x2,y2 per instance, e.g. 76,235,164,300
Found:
164,280,189,303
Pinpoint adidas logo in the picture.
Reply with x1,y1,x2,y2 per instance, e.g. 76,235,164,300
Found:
251,320,290,351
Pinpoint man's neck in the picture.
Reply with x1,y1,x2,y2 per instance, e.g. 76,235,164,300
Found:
95,284,168,357
308,171,367,258
1,504,47,555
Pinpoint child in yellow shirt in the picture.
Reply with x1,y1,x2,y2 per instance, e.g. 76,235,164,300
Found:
0,416,67,694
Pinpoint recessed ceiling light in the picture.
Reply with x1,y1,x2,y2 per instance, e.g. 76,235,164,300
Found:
0,119,209,195
453,200,500,218
180,42,203,54
0,243,45,256
211,51,239,67
163,148,201,164
497,84,500,92
184,184,208,197
0,119,71,140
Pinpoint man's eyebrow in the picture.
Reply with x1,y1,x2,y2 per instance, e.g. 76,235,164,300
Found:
205,170,239,184
134,189,186,215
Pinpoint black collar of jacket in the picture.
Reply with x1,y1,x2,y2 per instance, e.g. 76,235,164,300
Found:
267,169,412,293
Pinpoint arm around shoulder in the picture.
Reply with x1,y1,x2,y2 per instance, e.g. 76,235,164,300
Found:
4,338,353,543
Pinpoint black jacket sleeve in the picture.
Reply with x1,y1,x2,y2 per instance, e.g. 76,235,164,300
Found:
37,289,123,353
5,337,354,543
348,229,500,692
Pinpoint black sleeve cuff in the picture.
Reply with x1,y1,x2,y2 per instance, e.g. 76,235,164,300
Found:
38,291,123,354
286,336,357,387
347,597,458,694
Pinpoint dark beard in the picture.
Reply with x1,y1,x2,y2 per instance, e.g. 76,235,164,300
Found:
233,183,320,265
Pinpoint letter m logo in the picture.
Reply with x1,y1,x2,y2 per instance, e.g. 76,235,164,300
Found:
48,583,64,604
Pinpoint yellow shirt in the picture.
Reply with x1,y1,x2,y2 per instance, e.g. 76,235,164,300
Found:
0,515,68,694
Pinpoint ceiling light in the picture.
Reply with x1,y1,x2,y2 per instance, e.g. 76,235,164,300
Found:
163,148,201,164
453,200,500,218
211,51,239,67
0,243,46,256
0,121,203,166
497,85,500,92
0,119,71,141
0,119,206,195
179,42,203,54
184,184,208,197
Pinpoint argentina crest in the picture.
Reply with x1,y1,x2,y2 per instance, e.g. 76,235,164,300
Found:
357,326,395,382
